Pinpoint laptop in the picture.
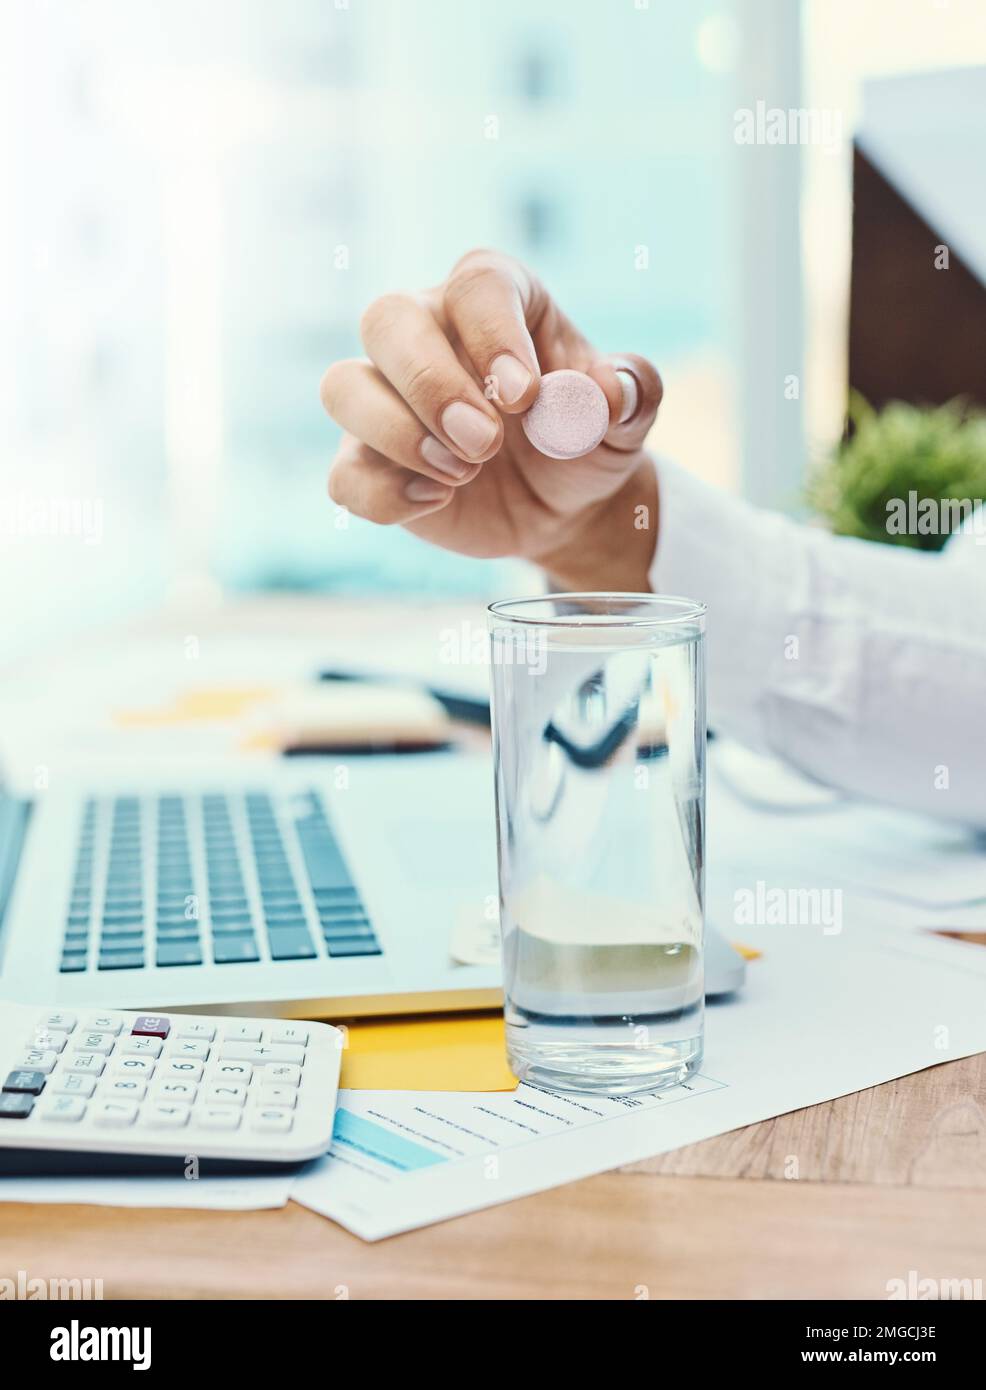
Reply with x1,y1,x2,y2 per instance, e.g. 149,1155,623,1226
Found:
0,753,744,1018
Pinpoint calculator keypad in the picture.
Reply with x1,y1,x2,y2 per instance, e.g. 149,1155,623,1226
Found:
1,1010,337,1151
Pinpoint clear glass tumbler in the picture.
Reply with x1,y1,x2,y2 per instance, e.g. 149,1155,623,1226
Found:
488,593,707,1095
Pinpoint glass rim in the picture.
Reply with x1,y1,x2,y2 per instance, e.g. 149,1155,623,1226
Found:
487,591,706,629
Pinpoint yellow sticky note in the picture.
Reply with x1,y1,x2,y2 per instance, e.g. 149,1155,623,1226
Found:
114,686,275,728
339,1013,517,1091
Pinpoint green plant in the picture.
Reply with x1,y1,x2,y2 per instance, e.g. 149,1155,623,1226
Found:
807,395,986,550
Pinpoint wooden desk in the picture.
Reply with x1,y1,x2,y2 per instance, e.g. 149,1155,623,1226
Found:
3,1052,985,1300
3,599,985,1299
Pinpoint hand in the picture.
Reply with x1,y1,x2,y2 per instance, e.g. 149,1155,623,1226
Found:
320,249,663,589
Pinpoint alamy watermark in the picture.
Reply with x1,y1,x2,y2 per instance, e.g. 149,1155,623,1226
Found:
733,880,842,935
1,1269,104,1300
734,100,841,152
0,492,104,545
886,492,986,544
886,1270,983,1300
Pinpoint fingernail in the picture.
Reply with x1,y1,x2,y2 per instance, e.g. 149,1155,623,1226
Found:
420,435,470,478
406,477,451,503
617,369,639,424
488,354,532,405
441,401,498,458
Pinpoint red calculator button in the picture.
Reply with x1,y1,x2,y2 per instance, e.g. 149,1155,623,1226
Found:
131,1015,171,1039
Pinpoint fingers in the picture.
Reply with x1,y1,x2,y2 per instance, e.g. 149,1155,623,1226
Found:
588,353,664,453
359,293,503,464
443,250,543,411
327,434,453,525
320,358,482,486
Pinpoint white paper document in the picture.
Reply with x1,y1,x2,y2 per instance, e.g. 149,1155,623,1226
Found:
293,925,986,1240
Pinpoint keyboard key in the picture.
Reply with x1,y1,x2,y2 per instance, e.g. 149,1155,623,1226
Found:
112,1056,155,1078
250,1109,293,1133
202,1082,247,1107
39,1012,77,1034
104,1078,147,1100
83,1014,123,1035
141,1103,191,1129
155,925,200,942
40,1096,86,1123
197,1107,241,1131
92,1099,138,1128
0,1094,34,1119
263,1063,301,1087
132,1014,171,1039
154,1080,197,1102
211,919,254,935
268,1024,309,1046
51,1074,96,1098
208,1061,253,1083
220,1042,304,1066
325,937,382,957
173,1020,215,1041
98,952,145,971
100,927,145,944
267,928,316,961
3,1069,47,1095
156,942,203,967
60,955,88,974
158,1059,202,1082
168,1039,210,1061
213,937,260,964
72,1031,117,1055
222,1023,262,1043
121,1037,162,1058
65,1054,106,1077
258,1086,297,1109
18,1050,59,1074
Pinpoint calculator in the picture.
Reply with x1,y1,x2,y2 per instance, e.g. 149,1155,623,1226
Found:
0,1003,342,1174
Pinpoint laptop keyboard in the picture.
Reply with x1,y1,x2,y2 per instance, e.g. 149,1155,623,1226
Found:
59,792,382,973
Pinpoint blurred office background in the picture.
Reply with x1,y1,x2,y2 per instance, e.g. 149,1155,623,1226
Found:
2,0,985,663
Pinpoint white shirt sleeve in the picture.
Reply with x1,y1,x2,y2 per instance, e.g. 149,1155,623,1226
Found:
650,457,986,827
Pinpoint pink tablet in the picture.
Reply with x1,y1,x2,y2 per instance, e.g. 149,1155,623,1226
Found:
521,369,610,460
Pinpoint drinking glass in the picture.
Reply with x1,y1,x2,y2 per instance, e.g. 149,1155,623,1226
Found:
487,593,706,1095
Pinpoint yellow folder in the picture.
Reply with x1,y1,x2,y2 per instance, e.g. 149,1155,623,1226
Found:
338,1013,517,1091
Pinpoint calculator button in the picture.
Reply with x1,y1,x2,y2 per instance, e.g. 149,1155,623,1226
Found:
0,1094,34,1119
92,1099,138,1128
202,1082,248,1108
66,1054,107,1077
173,1020,215,1041
220,1043,304,1066
72,1031,117,1055
40,1096,87,1123
39,1012,76,1034
264,1064,301,1088
28,1028,68,1053
142,1103,190,1129
258,1086,297,1109
132,1014,171,1039
104,1078,148,1100
51,1074,96,1098
3,1069,47,1096
197,1107,241,1131
208,1061,253,1082
153,1081,197,1102
168,1038,211,1061
18,1050,59,1074
159,1059,203,1082
121,1037,162,1058
268,1024,309,1046
222,1023,262,1043
83,1014,124,1035
112,1056,155,1078
250,1110,293,1133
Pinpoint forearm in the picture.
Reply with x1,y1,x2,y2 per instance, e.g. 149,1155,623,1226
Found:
652,458,986,826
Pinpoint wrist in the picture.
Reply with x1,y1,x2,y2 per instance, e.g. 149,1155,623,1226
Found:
537,457,659,593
